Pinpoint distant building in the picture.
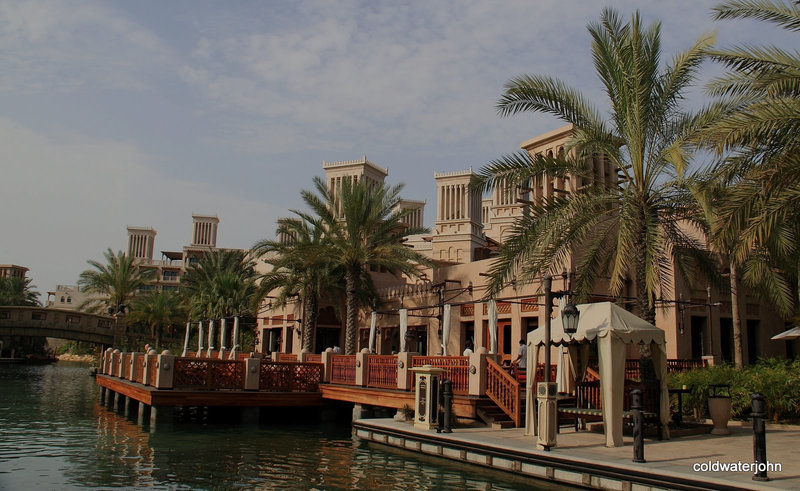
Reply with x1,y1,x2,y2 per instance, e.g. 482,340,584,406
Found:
46,285,90,310
0,264,28,279
127,214,225,292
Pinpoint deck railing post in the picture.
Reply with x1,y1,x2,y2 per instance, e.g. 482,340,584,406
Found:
155,352,174,389
468,348,489,396
142,354,151,386
104,348,114,374
321,349,333,383
129,353,139,381
355,349,369,387
245,357,260,390
396,352,414,390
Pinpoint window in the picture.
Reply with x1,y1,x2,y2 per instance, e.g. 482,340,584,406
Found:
32,312,47,321
67,297,71,303
60,296,65,303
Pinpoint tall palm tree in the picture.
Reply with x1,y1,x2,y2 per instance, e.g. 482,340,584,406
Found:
699,0,800,319
182,249,259,321
254,215,342,352
77,249,154,313
302,176,431,354
472,9,715,323
0,277,40,306
128,290,187,349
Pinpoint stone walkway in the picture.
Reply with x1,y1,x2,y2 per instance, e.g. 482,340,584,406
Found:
355,419,800,490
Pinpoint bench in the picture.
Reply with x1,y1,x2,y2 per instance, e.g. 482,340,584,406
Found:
556,380,662,437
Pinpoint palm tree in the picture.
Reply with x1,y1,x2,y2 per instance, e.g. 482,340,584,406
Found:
301,176,431,354
128,290,187,349
472,9,715,323
699,0,800,319
77,249,154,313
0,277,40,306
182,249,259,321
254,215,342,352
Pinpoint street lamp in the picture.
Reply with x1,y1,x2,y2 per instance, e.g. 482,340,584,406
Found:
538,276,579,451
562,302,580,337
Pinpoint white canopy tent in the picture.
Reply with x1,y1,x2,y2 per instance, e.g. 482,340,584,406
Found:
525,302,671,447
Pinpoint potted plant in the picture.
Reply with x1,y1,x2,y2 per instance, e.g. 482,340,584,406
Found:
708,384,732,435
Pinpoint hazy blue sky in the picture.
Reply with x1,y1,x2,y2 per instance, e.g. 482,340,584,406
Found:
1,0,795,295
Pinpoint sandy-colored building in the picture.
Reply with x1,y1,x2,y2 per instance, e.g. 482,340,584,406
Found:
126,214,226,292
0,264,28,279
256,129,793,364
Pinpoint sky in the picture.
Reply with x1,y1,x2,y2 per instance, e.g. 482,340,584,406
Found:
1,0,796,297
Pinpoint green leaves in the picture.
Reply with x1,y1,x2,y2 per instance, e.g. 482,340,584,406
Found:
77,249,154,313
478,9,712,321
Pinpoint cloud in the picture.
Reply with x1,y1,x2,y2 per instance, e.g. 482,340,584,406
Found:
0,0,167,92
0,117,283,292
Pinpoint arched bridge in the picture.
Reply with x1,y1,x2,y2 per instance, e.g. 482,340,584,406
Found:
0,306,117,345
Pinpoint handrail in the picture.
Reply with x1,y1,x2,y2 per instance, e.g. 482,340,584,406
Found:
259,360,322,392
411,356,469,394
485,357,521,427
173,358,245,389
366,355,398,389
330,354,356,385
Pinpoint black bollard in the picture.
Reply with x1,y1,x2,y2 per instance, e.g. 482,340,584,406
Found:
631,389,646,463
441,379,453,433
751,393,769,481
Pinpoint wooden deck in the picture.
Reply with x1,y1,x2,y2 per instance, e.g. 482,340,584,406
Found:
320,383,479,418
97,375,323,408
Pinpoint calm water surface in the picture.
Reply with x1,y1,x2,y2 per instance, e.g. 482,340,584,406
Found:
0,363,547,489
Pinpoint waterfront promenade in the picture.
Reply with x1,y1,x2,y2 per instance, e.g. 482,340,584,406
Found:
355,419,800,490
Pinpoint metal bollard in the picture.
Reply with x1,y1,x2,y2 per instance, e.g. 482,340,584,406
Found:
631,389,646,463
441,379,453,433
751,393,769,481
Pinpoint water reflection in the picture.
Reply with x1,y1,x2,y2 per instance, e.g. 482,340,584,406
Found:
1,364,545,489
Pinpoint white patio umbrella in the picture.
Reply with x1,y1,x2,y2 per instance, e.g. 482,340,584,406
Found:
368,311,377,353
399,308,408,352
441,304,451,356
488,300,498,354
771,326,800,340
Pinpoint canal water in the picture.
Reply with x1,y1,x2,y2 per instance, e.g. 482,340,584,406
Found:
0,363,551,489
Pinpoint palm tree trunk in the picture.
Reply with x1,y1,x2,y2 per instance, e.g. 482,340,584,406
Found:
302,292,318,352
730,258,744,368
635,223,656,325
344,267,359,355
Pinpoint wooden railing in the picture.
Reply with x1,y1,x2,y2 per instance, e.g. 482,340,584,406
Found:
330,355,356,385
305,354,322,363
172,358,245,389
121,353,131,379
277,353,298,362
667,359,707,372
411,356,469,394
366,355,398,389
576,380,660,414
485,358,522,427
531,363,558,384
133,357,145,383
259,361,322,392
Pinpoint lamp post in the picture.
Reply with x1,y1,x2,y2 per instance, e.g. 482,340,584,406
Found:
537,276,579,451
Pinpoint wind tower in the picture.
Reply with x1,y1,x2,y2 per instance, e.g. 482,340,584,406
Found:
432,169,485,263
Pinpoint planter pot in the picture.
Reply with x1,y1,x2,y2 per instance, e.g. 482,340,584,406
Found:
708,396,732,435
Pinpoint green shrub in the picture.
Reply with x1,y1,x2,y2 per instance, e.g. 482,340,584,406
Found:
668,359,800,422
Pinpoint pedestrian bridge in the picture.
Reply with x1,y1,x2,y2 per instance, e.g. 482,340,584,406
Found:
0,306,116,345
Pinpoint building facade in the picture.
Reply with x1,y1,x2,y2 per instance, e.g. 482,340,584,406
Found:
256,129,793,364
